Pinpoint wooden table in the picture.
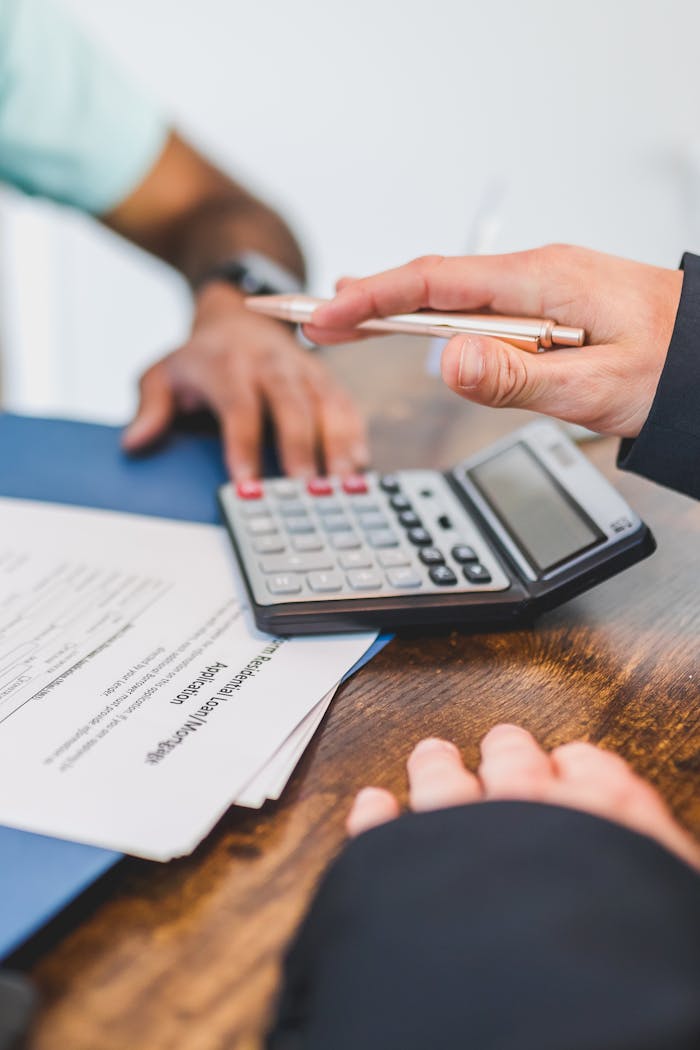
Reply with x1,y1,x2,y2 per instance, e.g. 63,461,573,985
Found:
20,337,700,1050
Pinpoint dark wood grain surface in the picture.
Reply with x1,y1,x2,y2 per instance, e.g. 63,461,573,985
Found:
20,337,700,1050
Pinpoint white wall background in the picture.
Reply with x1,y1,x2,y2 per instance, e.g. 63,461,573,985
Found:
3,0,700,422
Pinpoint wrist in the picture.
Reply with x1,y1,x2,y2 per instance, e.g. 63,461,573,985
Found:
193,280,246,322
193,250,304,298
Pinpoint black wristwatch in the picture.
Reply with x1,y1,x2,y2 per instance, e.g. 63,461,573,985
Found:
195,250,304,297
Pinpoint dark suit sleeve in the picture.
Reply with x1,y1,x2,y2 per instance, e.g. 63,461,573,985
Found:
267,801,700,1050
617,251,700,499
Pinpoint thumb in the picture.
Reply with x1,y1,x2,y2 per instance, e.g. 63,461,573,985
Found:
440,333,596,422
122,363,176,451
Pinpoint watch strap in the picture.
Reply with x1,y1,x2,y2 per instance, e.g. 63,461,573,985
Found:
195,250,303,296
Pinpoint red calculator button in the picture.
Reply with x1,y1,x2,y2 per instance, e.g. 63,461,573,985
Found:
307,478,334,496
236,480,264,500
342,475,368,495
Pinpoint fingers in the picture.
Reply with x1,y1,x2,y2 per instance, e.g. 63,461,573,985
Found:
551,740,669,819
334,275,357,292
218,388,264,482
260,374,318,479
259,354,368,479
552,740,632,783
311,251,554,333
407,738,482,812
479,724,555,800
302,322,370,347
552,741,700,871
122,363,175,451
314,382,370,476
439,332,625,429
346,787,400,837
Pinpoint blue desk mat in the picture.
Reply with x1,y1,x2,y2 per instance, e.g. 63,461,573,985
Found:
0,413,390,959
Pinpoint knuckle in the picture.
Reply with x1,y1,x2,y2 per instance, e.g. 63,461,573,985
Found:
410,254,447,278
539,241,575,261
220,391,256,414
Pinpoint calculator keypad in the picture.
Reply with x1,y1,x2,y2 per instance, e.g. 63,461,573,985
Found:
220,469,510,607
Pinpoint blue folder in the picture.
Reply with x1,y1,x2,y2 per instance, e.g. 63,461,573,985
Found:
0,413,388,959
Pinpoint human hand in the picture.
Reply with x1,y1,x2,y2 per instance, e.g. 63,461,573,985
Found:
122,283,369,481
347,724,700,871
306,246,684,438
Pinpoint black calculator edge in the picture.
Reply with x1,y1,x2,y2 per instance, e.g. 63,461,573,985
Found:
528,522,656,615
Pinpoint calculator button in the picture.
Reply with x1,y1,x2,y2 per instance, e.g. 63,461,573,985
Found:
407,527,433,546
253,535,287,554
339,551,374,569
452,544,478,564
380,474,401,493
285,518,316,534
316,499,344,516
389,493,412,512
260,553,334,573
429,565,458,586
387,568,423,589
292,534,325,552
357,512,390,531
270,479,300,499
247,517,278,536
463,563,492,584
241,500,271,518
378,549,411,568
278,500,308,517
307,570,344,593
419,547,445,566
266,573,302,595
236,480,263,500
350,497,381,514
331,532,362,550
398,510,422,529
342,475,369,495
347,569,384,590
323,516,353,533
367,529,399,548
307,478,334,496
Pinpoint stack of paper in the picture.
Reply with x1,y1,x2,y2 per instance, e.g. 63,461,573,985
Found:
0,498,377,861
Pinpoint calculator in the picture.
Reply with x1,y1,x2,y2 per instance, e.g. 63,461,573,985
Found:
218,420,655,635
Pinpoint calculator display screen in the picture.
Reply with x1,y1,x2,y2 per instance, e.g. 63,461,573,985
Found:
468,443,604,572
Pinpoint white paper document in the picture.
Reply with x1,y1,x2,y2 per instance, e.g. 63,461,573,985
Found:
235,688,337,809
0,498,375,860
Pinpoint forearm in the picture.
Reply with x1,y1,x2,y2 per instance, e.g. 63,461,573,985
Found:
103,131,305,287
156,189,305,288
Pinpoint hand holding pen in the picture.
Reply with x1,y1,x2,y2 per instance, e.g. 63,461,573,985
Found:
247,294,584,353
294,246,682,439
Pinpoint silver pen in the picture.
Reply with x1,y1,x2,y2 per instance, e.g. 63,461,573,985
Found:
245,294,585,353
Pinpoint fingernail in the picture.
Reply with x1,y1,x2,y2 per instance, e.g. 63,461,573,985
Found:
121,422,144,448
411,737,458,757
354,786,384,803
352,443,371,467
457,337,485,389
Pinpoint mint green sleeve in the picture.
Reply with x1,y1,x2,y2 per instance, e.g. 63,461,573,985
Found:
0,0,169,213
